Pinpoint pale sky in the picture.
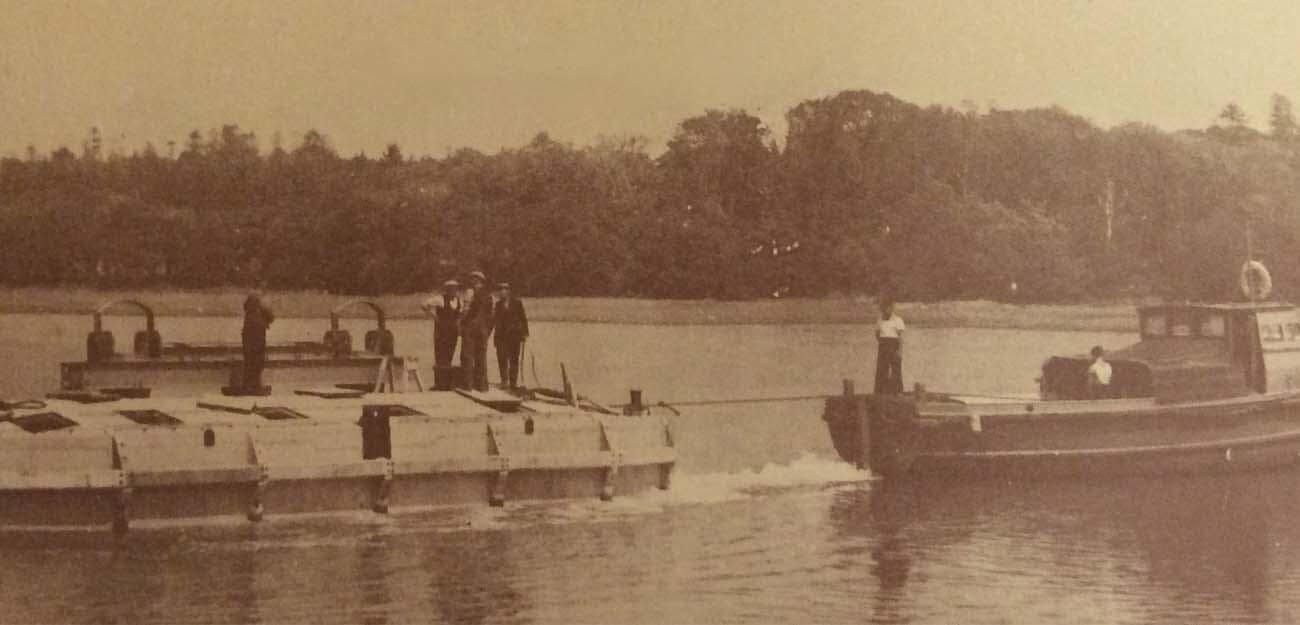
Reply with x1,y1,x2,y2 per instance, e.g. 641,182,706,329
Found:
3,0,1300,158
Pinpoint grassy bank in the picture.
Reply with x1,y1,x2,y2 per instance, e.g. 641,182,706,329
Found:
0,287,1141,332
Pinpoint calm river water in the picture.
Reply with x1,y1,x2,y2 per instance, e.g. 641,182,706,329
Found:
1,314,1296,624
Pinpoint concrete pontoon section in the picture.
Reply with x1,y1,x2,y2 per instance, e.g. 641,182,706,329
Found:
0,391,675,531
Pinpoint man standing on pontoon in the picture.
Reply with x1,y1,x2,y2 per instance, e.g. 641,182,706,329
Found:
241,293,274,394
422,279,462,369
874,298,904,394
459,270,494,391
493,282,529,390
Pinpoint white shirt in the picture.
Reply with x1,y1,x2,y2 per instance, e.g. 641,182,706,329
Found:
878,315,905,339
1088,359,1112,385
422,294,461,315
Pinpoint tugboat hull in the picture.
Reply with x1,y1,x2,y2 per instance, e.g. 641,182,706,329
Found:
824,390,1300,480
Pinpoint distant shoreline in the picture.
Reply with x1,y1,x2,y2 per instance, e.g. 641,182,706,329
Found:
0,287,1140,333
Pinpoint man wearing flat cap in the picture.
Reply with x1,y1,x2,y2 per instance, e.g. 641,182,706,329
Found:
493,282,529,390
421,279,462,369
459,270,494,391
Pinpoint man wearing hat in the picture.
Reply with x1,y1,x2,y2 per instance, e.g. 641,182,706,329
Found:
459,270,495,391
421,279,462,370
493,282,529,390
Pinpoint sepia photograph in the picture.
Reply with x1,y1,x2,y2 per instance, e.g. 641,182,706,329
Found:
3,1,1300,623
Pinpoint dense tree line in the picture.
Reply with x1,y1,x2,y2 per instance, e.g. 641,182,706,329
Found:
4,90,1300,302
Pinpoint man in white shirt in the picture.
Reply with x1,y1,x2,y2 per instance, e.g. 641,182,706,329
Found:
874,298,905,394
1087,345,1113,399
421,279,462,369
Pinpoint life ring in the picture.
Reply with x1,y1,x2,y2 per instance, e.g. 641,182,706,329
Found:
1240,260,1272,300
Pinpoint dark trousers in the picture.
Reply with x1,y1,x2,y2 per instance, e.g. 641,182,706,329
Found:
434,328,458,368
460,333,485,390
496,339,522,388
242,336,266,391
874,338,902,394
474,337,490,390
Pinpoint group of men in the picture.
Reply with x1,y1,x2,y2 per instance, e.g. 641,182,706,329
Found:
422,270,529,391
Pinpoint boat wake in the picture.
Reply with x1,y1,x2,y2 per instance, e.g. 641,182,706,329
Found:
659,452,873,506
448,452,872,530
389,452,873,535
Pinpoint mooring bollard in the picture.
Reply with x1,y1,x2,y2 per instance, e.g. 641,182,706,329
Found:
624,389,644,416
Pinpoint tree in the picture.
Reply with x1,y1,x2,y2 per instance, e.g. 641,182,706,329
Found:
1220,102,1248,127
82,127,102,161
383,143,403,164
1271,94,1298,142
1209,102,1263,145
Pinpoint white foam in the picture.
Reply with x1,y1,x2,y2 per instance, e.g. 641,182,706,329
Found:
644,452,873,506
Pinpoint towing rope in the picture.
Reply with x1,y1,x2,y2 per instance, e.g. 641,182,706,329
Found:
650,394,833,407
612,394,834,411
611,390,1039,412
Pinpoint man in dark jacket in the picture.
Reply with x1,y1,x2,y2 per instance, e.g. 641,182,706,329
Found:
241,293,274,393
493,282,529,389
459,270,494,391
422,279,462,368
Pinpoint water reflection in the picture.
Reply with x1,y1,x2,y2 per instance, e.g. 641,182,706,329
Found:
425,531,527,625
828,472,1300,624
355,537,392,625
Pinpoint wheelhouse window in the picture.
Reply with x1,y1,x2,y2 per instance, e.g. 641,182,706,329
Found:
1142,309,1228,339
1169,313,1193,337
1257,311,1297,343
1200,314,1226,338
1142,314,1167,337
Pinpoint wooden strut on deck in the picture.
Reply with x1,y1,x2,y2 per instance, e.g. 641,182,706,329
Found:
659,422,676,490
246,432,269,522
487,423,510,507
372,356,393,393
111,435,132,533
561,363,576,406
400,357,425,392
373,459,394,514
598,419,621,502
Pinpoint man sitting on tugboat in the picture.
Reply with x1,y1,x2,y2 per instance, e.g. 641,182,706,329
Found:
1087,345,1112,399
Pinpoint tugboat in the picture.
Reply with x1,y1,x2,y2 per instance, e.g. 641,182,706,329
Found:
824,263,1300,480
0,299,675,531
